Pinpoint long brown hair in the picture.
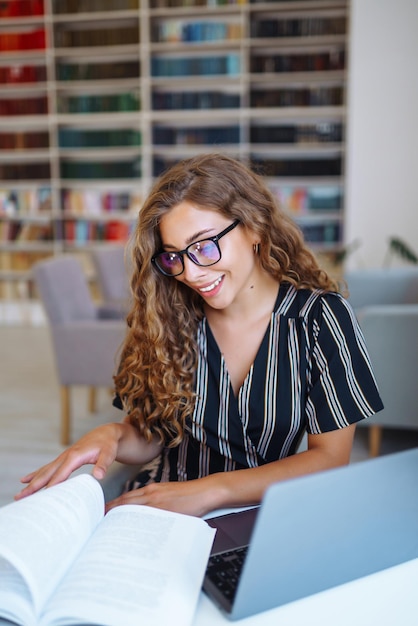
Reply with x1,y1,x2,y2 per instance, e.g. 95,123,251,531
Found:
114,153,338,445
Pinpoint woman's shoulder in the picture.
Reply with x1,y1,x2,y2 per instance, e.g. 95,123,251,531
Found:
276,283,350,320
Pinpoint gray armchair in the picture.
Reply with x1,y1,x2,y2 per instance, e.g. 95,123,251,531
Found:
345,267,418,456
90,245,132,319
33,255,127,446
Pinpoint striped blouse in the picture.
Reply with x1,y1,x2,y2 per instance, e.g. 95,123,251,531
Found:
164,283,383,482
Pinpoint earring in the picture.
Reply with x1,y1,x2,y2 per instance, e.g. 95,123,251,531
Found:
253,243,260,255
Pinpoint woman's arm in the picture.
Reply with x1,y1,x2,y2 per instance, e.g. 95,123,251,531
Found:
15,420,163,500
105,424,356,516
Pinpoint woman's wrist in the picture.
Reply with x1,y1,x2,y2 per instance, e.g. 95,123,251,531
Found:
115,420,163,465
200,469,264,513
200,472,239,513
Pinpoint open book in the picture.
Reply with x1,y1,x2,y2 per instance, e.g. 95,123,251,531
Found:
0,474,215,626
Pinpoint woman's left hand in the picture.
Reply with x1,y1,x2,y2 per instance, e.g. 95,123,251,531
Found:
105,476,222,517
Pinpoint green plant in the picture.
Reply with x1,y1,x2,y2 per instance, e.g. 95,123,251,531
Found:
385,237,418,265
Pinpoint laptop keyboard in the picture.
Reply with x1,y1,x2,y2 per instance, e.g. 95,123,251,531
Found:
206,546,249,602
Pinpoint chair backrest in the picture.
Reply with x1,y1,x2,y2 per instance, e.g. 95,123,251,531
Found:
344,267,418,310
358,304,418,428
33,256,97,325
90,245,131,307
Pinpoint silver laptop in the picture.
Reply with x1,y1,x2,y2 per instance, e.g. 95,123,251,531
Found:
203,448,418,620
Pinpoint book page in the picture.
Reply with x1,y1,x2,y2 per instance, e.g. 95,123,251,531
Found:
0,558,35,626
42,504,216,626
0,474,104,622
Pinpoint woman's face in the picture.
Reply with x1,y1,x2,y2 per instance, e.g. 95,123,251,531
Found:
158,201,261,312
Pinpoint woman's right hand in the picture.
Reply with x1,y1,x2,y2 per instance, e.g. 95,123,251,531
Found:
15,422,124,501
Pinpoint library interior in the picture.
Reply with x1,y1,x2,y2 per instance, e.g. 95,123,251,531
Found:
0,1,417,624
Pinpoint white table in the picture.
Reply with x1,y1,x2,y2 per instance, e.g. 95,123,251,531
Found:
193,549,418,625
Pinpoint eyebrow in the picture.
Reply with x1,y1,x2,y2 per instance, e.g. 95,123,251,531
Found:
163,227,216,250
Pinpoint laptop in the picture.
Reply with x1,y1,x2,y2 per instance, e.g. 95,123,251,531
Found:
203,448,418,621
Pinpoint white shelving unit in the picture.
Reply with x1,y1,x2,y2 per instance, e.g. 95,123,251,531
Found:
0,0,349,298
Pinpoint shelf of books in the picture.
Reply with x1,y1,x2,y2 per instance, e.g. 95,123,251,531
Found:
0,0,349,300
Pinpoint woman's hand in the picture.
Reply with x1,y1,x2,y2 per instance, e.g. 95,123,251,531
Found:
105,475,225,518
15,423,126,500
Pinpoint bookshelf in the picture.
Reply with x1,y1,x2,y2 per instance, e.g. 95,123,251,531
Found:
0,0,349,299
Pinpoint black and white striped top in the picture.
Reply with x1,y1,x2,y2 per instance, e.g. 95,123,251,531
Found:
165,284,383,482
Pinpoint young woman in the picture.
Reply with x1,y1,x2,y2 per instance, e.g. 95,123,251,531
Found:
16,154,383,516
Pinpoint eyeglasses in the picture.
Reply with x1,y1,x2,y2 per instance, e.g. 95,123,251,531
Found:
152,219,240,277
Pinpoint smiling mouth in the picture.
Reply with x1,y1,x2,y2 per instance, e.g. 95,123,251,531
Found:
198,275,223,293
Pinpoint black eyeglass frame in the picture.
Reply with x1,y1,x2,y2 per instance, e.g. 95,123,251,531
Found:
152,219,240,277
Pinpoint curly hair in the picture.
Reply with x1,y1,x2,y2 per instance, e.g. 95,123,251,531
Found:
114,153,339,446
